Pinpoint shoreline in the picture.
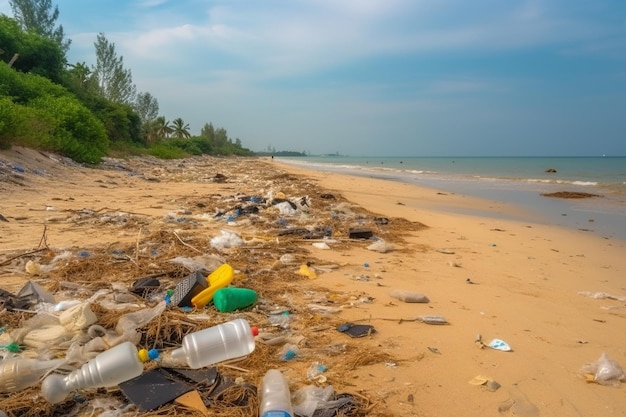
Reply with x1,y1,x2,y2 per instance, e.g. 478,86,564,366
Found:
275,157,626,243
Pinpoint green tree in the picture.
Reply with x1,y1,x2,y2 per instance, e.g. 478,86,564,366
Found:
200,122,215,143
214,127,228,148
134,91,159,125
93,32,136,104
64,61,98,96
154,116,172,140
0,15,64,82
171,117,191,139
9,0,70,54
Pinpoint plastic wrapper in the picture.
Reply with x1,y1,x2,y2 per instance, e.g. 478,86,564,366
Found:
580,352,626,386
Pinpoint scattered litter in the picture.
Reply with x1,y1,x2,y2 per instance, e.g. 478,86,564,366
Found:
468,375,501,392
210,229,244,251
312,242,330,250
579,352,626,386
475,334,513,351
578,291,626,301
437,248,455,254
348,228,373,239
416,315,449,325
389,289,429,303
337,323,376,338
297,264,317,279
367,239,393,253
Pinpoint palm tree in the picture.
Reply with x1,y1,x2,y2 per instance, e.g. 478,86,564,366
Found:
154,116,172,140
171,118,191,139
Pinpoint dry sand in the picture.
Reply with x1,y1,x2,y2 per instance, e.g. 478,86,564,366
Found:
1,147,625,417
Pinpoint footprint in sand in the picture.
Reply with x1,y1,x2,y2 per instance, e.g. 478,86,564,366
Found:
498,392,540,417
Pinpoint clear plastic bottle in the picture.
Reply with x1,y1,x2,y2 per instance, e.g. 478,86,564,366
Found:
169,318,258,369
259,369,294,417
41,341,146,404
0,357,64,393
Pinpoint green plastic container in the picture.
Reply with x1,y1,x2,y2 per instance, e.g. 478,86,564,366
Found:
213,287,258,313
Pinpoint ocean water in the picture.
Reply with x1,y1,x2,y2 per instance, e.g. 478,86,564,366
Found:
277,156,626,242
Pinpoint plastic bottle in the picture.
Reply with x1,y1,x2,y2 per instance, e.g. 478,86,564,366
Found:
169,318,258,369
0,357,64,393
213,287,258,312
389,289,429,303
41,341,146,404
259,369,294,417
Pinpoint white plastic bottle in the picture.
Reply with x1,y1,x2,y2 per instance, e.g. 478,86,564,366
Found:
169,318,258,369
0,357,64,393
41,341,146,404
259,369,293,417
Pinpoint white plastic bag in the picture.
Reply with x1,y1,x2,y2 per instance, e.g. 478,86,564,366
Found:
580,352,626,386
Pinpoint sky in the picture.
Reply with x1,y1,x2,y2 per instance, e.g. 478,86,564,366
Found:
1,0,625,156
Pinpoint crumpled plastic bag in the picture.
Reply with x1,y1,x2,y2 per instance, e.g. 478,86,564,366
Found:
169,254,225,273
367,239,393,253
210,229,244,251
580,352,626,386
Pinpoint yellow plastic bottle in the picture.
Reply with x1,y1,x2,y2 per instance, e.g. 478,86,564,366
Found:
191,264,235,308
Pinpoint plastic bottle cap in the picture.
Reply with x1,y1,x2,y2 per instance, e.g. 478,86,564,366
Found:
138,349,150,362
251,326,259,337
148,349,159,360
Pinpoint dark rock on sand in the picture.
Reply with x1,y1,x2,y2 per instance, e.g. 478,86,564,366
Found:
541,191,601,199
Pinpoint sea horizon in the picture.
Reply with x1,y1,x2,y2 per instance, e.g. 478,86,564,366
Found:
276,155,626,242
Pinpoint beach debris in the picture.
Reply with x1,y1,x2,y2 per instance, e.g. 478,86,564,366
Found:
16,280,55,304
427,346,441,354
297,264,317,279
468,375,501,391
348,228,373,239
292,385,358,417
389,289,429,303
130,275,162,297
169,254,224,274
119,367,218,411
579,352,626,386
437,248,455,254
168,270,208,308
312,241,331,250
475,334,513,351
337,323,376,338
488,338,512,352
174,390,210,416
366,239,393,253
466,278,474,284
578,291,626,301
0,214,8,222
0,151,426,416
307,362,328,382
213,287,257,313
416,315,449,325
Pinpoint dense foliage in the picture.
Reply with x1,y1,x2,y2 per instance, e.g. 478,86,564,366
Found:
0,6,255,162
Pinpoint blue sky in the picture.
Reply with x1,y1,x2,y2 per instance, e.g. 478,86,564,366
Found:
2,0,625,156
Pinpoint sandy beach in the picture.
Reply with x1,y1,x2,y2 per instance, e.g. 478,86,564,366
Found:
1,147,625,417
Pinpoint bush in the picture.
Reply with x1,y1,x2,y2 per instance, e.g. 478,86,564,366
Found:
147,143,187,159
29,96,109,164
